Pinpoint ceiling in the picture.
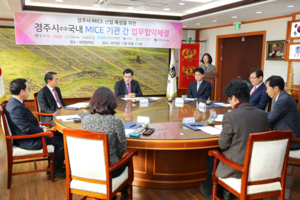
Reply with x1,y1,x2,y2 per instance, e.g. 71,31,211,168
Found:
0,0,299,28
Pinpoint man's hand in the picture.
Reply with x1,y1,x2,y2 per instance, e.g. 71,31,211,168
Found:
127,93,136,98
40,126,49,132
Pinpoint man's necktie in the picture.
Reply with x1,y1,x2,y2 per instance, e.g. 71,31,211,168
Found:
127,84,130,95
250,86,256,96
52,88,63,108
197,82,200,92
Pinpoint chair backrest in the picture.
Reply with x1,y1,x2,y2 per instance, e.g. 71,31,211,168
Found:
0,104,14,146
63,128,111,183
243,130,292,183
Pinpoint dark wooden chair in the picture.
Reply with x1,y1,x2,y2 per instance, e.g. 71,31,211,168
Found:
209,130,292,200
33,92,56,131
63,128,138,200
287,137,300,178
0,104,55,189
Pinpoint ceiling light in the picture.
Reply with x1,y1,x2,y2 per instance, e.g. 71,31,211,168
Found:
196,23,201,25
93,4,100,7
55,0,64,2
212,20,217,22
179,3,185,5
256,11,263,13
232,16,237,18
183,26,187,28
287,5,295,8
164,8,170,11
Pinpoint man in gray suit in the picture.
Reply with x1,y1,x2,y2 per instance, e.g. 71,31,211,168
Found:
200,80,268,200
266,76,300,150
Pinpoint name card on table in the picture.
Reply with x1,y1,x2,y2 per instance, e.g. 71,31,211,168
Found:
199,102,206,108
182,117,195,124
175,98,184,108
137,116,150,124
139,98,149,107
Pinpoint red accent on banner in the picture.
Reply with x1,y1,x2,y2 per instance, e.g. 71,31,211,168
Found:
178,43,200,89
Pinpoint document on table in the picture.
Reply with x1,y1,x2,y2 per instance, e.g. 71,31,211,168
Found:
66,102,88,108
214,102,231,107
121,97,141,101
214,125,223,131
184,98,197,101
56,115,80,122
125,129,135,138
148,97,162,100
198,126,221,135
215,114,224,122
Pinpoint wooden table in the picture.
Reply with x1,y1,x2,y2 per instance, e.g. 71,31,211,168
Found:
54,98,231,189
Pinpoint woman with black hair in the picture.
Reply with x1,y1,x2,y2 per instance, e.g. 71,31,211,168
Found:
199,53,216,73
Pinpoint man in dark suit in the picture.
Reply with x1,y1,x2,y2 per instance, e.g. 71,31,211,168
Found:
266,75,300,150
114,68,143,98
4,78,65,177
200,80,268,200
37,72,66,126
187,68,211,100
248,68,270,110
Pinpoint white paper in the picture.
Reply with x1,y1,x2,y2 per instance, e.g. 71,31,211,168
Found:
198,126,221,135
185,98,196,101
149,97,162,100
175,98,184,104
215,114,224,122
137,116,150,123
121,97,141,101
214,125,223,130
66,102,88,108
182,117,195,123
214,102,231,107
56,115,80,120
199,102,206,107
125,129,135,138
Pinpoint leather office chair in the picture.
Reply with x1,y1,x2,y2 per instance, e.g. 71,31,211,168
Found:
0,104,55,189
63,128,138,200
209,130,292,200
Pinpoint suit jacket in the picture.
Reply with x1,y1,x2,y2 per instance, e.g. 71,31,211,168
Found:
199,63,216,73
187,80,211,100
216,102,268,178
4,97,44,150
249,84,270,110
114,79,143,98
268,90,300,150
37,86,66,126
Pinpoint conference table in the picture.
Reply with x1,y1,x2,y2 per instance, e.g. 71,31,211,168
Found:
54,98,231,189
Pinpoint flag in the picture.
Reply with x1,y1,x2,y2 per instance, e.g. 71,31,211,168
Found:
167,49,177,98
0,67,6,103
178,43,200,89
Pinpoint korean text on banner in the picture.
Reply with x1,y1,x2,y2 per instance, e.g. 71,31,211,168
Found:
179,43,200,89
0,67,5,103
167,49,177,98
14,13,182,48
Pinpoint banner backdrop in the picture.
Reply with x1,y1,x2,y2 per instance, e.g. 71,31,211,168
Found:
14,13,182,48
178,43,200,89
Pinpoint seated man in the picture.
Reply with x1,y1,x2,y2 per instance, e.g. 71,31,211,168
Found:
248,68,270,110
114,68,143,98
187,68,211,100
200,80,268,200
37,72,66,126
4,78,65,178
266,75,300,150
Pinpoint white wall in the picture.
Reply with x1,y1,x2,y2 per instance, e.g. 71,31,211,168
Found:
199,16,300,85
0,20,14,26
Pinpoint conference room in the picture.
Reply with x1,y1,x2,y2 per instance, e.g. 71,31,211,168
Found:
1,0,300,199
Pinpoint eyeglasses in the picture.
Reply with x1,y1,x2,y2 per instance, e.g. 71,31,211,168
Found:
227,99,230,103
124,76,133,79
249,77,258,80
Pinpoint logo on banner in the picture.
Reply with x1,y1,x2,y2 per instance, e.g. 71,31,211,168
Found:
296,46,300,54
53,35,62,38
98,36,106,39
35,34,39,38
126,38,133,41
66,35,80,39
123,37,126,40
169,66,176,78
154,38,157,42
83,36,95,39
136,38,139,41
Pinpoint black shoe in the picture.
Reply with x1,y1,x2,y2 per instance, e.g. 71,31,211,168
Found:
112,196,117,200
200,182,212,200
120,191,128,200
46,170,66,178
223,187,233,200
